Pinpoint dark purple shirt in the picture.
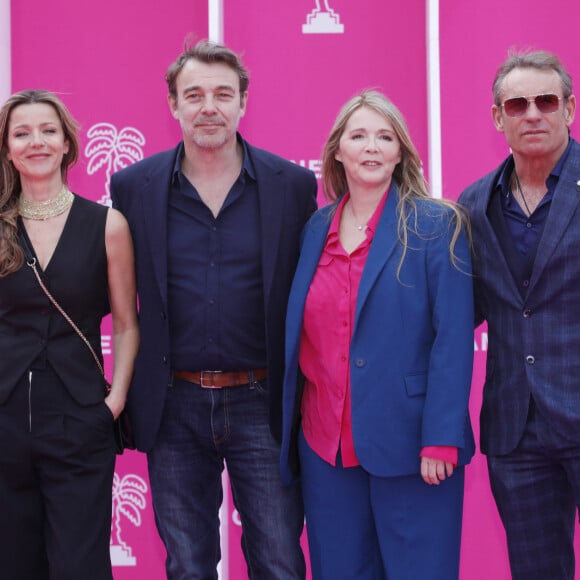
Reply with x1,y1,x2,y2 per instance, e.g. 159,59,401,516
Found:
167,137,266,372
497,139,572,256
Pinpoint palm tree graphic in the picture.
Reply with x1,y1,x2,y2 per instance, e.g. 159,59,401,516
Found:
110,472,148,566
85,123,146,206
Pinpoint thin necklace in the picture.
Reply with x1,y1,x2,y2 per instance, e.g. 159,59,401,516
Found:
347,202,368,232
18,185,74,220
512,170,533,217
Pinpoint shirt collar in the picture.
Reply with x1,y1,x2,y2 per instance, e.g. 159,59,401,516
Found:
172,133,256,184
496,137,573,198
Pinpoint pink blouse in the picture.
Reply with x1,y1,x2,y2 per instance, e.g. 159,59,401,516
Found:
299,192,457,468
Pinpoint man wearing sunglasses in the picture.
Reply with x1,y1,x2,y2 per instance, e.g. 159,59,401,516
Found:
459,49,579,580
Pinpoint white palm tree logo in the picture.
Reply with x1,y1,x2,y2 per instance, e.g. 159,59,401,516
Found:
110,472,148,566
85,123,146,206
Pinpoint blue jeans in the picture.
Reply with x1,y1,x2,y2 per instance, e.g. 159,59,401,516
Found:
148,376,306,580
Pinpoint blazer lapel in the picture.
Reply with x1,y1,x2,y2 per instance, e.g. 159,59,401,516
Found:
528,142,580,293
286,208,333,350
250,148,285,310
472,166,523,304
354,188,399,326
141,153,175,307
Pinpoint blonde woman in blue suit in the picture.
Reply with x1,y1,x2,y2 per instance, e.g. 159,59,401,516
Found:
280,90,475,580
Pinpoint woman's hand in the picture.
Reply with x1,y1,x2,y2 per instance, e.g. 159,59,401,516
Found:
420,456,454,485
104,390,126,421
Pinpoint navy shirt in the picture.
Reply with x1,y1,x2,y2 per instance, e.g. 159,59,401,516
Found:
167,137,266,371
497,139,572,256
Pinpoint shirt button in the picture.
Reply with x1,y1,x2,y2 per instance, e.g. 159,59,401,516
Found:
526,355,535,365
526,222,532,229
523,309,531,318
355,358,365,368
522,280,529,287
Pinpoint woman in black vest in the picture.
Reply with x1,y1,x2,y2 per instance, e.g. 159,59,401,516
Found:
0,89,139,579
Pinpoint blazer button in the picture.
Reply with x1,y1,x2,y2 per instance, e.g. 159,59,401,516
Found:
523,308,531,318
526,355,535,365
160,311,167,320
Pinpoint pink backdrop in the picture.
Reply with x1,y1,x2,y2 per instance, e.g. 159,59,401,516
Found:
439,2,580,578
8,0,580,578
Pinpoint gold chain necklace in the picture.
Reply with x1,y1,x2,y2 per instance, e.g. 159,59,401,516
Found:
18,185,74,220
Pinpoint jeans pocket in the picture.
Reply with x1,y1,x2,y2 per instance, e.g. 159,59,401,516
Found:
249,378,267,395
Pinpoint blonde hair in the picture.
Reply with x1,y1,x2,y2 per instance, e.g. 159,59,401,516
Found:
321,89,470,275
0,89,79,276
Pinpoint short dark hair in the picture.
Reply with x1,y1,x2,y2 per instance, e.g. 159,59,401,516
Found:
165,39,250,101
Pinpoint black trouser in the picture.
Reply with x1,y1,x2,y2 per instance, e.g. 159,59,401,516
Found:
0,363,116,580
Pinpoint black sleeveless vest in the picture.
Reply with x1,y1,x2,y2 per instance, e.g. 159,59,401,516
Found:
0,195,110,405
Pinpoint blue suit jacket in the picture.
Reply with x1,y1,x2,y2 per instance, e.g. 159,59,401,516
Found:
280,189,475,484
459,138,580,456
110,140,317,452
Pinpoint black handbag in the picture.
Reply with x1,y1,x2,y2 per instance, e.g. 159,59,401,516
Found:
24,244,137,454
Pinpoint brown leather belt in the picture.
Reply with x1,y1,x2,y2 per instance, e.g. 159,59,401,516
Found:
172,368,267,389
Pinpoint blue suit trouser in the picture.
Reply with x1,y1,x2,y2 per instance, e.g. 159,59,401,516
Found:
299,429,465,580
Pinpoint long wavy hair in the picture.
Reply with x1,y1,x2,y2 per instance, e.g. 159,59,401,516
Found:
321,89,470,274
0,89,79,277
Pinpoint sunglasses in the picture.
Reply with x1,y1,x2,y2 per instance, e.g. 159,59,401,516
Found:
500,93,563,117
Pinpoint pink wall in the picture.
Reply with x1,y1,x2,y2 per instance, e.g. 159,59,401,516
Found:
8,0,580,577
439,2,580,578
224,0,428,199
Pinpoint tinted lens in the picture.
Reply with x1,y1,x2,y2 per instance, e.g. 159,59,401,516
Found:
535,94,560,113
503,97,528,117
502,94,561,117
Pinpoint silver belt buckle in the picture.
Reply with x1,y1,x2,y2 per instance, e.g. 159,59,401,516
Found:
200,370,222,389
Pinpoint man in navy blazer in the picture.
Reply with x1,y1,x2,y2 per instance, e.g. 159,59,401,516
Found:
110,40,317,579
459,49,580,580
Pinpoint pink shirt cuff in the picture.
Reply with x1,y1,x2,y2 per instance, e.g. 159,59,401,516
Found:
420,446,458,465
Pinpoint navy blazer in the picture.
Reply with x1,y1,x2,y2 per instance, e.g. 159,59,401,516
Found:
280,189,475,484
459,138,580,456
110,140,317,452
